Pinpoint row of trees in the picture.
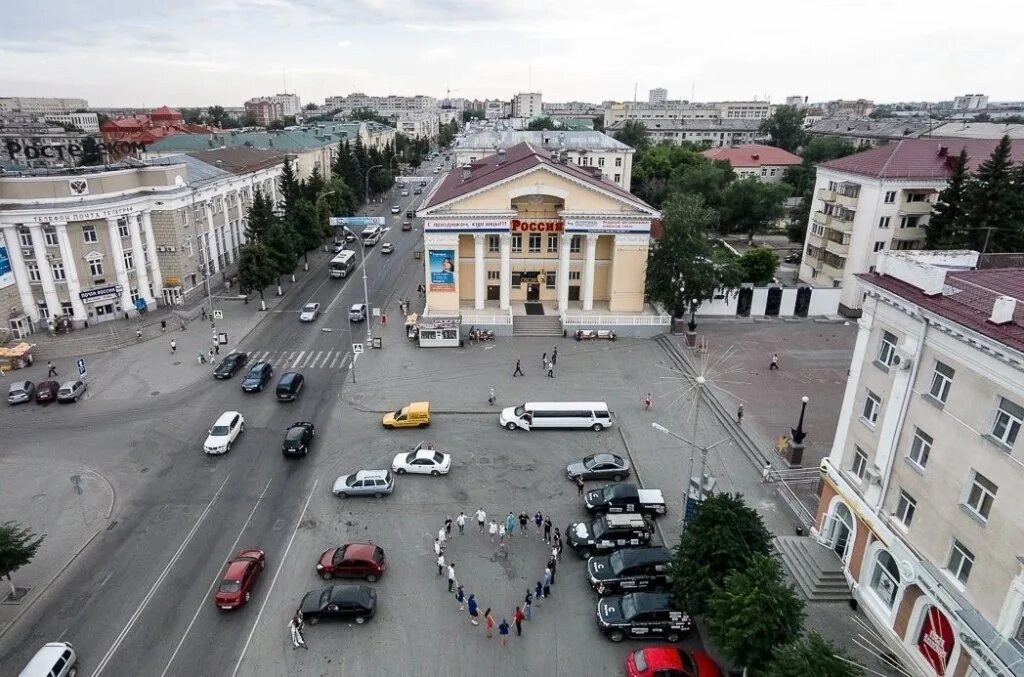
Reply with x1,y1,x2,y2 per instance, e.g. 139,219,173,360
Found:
672,493,861,675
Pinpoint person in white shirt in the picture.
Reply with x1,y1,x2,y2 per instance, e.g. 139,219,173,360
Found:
456,511,467,535
475,508,487,533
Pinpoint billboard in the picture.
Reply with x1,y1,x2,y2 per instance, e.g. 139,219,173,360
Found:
0,245,13,290
428,249,455,292
329,216,385,227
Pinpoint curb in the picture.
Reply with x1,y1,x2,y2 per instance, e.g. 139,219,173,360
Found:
615,425,671,550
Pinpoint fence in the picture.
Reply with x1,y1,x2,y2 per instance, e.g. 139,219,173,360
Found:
561,314,671,326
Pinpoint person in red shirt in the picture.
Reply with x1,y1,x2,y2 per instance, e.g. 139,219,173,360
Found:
513,606,525,636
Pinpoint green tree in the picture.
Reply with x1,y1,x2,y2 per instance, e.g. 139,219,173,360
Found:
738,247,779,284
926,148,971,249
304,102,318,111
592,115,605,132
180,107,204,124
245,188,276,242
763,632,863,677
526,116,560,131
239,112,258,127
237,242,276,309
278,157,303,211
966,135,1020,251
706,553,806,673
462,109,484,122
613,120,649,150
263,218,300,293
0,521,44,600
304,166,325,204
206,105,230,128
719,178,791,242
317,177,358,243
630,144,733,208
671,492,774,615
760,104,807,152
289,198,320,264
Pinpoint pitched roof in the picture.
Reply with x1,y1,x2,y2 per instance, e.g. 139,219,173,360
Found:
149,128,341,153
821,137,1024,180
454,130,631,152
424,142,654,212
807,117,934,140
186,147,288,174
702,144,801,167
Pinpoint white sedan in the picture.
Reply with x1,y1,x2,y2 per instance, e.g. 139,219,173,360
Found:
380,242,394,255
299,303,321,322
391,444,451,476
205,411,245,454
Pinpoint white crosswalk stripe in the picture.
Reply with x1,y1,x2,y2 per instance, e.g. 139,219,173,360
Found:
292,351,306,368
240,349,351,370
329,353,340,369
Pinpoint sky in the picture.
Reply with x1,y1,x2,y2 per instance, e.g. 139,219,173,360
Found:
2,0,1023,108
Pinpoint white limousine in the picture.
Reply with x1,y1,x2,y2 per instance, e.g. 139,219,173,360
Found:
499,401,613,431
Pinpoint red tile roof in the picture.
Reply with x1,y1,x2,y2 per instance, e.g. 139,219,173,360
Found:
701,144,801,168
822,138,1024,180
423,142,653,212
858,268,1024,353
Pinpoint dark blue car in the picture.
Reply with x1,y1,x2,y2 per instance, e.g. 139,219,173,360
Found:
241,361,273,392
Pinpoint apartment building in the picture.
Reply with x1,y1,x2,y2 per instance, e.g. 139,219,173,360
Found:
815,249,1024,677
798,138,1024,315
603,100,773,125
649,88,668,104
397,112,441,140
606,118,763,148
0,97,89,115
701,144,801,182
1,120,96,169
953,94,990,111
244,98,284,126
512,92,543,120
325,93,437,116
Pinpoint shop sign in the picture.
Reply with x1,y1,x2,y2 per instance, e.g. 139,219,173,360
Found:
564,218,650,233
33,205,136,223
4,139,148,162
917,605,954,675
428,249,455,292
163,276,182,287
424,219,509,232
80,284,123,304
510,219,563,233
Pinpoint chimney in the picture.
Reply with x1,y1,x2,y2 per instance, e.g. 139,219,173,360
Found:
937,145,948,157
461,165,472,181
751,153,760,161
560,150,569,164
496,148,506,164
989,295,1017,325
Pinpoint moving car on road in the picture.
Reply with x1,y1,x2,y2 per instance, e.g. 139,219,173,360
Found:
34,380,59,404
566,453,631,481
275,372,304,401
380,242,394,254
597,591,692,643
282,421,315,456
18,642,78,677
567,514,654,559
56,380,87,403
204,411,244,454
382,401,430,428
241,361,273,392
213,352,249,379
332,469,395,498
300,584,377,624
626,647,722,677
392,443,450,475
213,549,265,610
349,303,368,322
401,221,412,231
584,483,667,516
299,303,321,322
390,205,401,214
7,379,35,404
316,543,386,581
405,210,414,218
401,189,409,196
588,546,672,594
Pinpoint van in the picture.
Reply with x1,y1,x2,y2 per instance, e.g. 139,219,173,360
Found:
499,401,612,431
275,372,304,401
382,401,430,428
361,225,382,246
19,642,78,677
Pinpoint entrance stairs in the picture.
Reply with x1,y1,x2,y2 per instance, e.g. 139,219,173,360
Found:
512,315,564,337
775,535,851,601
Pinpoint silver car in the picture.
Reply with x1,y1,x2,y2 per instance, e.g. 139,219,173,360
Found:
299,303,321,322
332,470,395,498
57,380,87,403
7,380,35,405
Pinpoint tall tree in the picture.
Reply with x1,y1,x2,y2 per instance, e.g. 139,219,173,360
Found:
760,104,807,152
966,135,1019,252
245,188,276,242
278,157,303,211
613,120,649,150
926,148,971,249
526,116,560,131
237,242,276,310
763,632,863,677
304,166,325,203
0,521,44,600
289,198,320,265
719,178,791,243
670,492,774,615
262,218,300,294
706,553,806,673
738,247,779,284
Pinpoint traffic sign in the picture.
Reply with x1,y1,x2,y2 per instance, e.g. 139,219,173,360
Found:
76,358,87,377
352,343,364,355
330,216,384,228
212,309,224,320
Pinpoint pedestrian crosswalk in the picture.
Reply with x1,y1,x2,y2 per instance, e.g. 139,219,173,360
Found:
245,349,350,371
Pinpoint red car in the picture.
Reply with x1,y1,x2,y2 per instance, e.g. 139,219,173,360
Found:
35,381,60,404
213,549,265,610
626,647,721,677
316,543,386,582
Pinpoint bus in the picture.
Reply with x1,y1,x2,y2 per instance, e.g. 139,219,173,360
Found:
329,250,356,278
361,225,382,246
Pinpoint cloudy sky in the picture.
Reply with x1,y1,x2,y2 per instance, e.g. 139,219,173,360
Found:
2,0,1022,108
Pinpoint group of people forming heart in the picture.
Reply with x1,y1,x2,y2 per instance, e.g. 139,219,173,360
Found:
431,509,565,645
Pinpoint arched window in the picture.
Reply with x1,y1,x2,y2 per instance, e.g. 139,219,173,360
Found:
870,550,901,608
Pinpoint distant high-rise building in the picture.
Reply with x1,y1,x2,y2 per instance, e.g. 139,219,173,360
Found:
649,88,668,104
512,92,542,120
786,95,807,108
244,99,285,126
246,94,301,119
953,94,989,110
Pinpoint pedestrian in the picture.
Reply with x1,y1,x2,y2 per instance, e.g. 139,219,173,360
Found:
518,510,529,533
541,352,547,369
161,319,167,332
488,387,495,406
551,347,557,365
468,594,479,625
434,538,443,557
136,329,142,340
47,361,57,377
208,348,215,363
761,461,772,483
513,359,524,377
543,580,551,599
523,591,533,621
542,566,551,591
289,612,307,650
489,519,498,543
201,307,207,321
643,392,652,410
476,508,487,533
770,353,779,370
499,522,506,547
438,526,446,546
533,511,543,535
447,563,456,592
553,528,562,557
455,584,465,610
576,475,585,496
546,361,554,378
457,511,467,535
547,557,557,584
444,515,453,537
197,351,206,365
736,404,744,424
513,606,525,636
506,511,516,537
437,552,445,576
543,516,552,543
170,339,177,354
484,609,495,638
213,341,220,355
535,580,544,603
498,618,510,646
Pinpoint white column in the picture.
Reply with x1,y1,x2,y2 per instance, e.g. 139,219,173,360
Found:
557,232,571,312
221,195,235,264
127,214,154,308
582,233,598,311
105,217,135,311
2,227,40,323
54,222,87,322
473,234,485,310
28,224,61,319
499,233,511,311
205,203,221,275
141,210,163,300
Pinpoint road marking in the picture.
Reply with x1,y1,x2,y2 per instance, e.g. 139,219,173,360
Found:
231,480,319,677
338,354,350,370
306,351,322,368
284,351,296,366
159,479,273,677
254,351,269,362
314,351,328,368
292,351,305,368
329,353,340,369
92,475,233,677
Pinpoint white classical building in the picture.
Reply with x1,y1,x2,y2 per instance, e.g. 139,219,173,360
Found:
0,97,89,115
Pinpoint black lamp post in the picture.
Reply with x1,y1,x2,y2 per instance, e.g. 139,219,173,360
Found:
687,299,698,332
791,395,809,445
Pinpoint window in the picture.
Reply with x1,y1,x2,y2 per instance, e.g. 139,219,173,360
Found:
884,190,897,203
569,271,580,281
545,272,556,289
770,168,778,177
873,241,886,252
123,249,134,271
878,217,891,229
89,259,104,277
44,227,59,246
877,331,898,367
991,397,1023,448
511,234,522,253
547,234,558,252
26,262,40,282
511,272,522,288
613,173,621,183
870,551,901,608
184,235,193,257
487,235,499,253
130,287,140,303
528,233,541,253
852,447,868,480
570,236,582,253
899,216,920,229
862,390,881,425
597,157,605,167
928,362,954,403
614,157,622,167
118,219,130,238
761,167,768,177
964,471,997,520
947,540,974,585
895,490,917,528
50,260,66,281
908,428,932,469
82,226,98,243
487,270,500,281
18,229,32,247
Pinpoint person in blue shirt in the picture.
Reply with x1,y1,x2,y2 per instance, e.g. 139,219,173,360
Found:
505,512,516,538
467,594,479,625
498,618,510,645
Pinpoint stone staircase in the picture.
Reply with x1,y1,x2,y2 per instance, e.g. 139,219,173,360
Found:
775,535,851,601
512,315,564,337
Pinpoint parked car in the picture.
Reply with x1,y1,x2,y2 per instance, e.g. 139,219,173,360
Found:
783,252,802,264
213,549,265,610
566,453,631,481
282,421,315,456
300,584,377,624
419,180,427,187
390,205,401,214
213,352,249,379
584,483,667,516
241,361,273,392
204,411,244,454
18,642,78,677
626,647,722,677
401,221,412,231
413,188,422,195
316,543,386,581
56,380,87,403
567,514,654,559
349,303,368,322
299,303,320,322
382,401,431,428
588,546,673,594
575,329,616,341
391,443,451,475
597,591,693,643
332,469,395,498
7,379,35,404
380,242,394,255
34,380,60,404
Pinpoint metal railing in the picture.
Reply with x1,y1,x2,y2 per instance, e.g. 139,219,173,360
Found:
562,314,671,326
461,311,513,325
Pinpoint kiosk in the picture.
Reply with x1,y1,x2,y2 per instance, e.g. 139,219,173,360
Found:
416,317,461,348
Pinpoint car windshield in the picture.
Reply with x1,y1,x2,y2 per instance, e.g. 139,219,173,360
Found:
620,595,639,621
513,405,526,417
432,452,444,464
631,650,648,672
303,304,316,312
345,475,358,487
608,550,629,576
582,454,597,469
211,425,231,436
393,408,405,419
591,521,607,539
219,580,240,593
286,428,303,440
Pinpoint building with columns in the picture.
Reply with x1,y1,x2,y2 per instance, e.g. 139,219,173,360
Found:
0,147,285,337
416,142,659,325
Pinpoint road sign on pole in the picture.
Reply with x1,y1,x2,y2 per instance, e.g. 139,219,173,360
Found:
352,343,364,355
212,309,224,320
76,358,87,378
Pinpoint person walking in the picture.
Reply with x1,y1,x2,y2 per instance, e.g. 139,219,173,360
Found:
289,612,307,650
534,580,544,604
643,392,653,410
498,618,510,646
434,538,443,558
468,594,479,625
484,609,495,638
201,306,207,321
542,566,552,592
437,552,445,576
475,508,487,533
546,361,554,378
761,461,772,483
547,557,557,585
197,351,207,365
523,591,533,621
456,511,467,535
518,510,529,533
513,606,525,636
438,526,447,546
533,511,543,536
488,387,496,406
505,511,516,538
208,348,215,363
553,528,562,559
543,516,552,543
551,347,558,366
455,584,465,610
736,404,744,424
447,563,456,592
489,519,498,543
444,515,453,537
170,339,177,354
213,341,220,355
498,522,507,547
543,580,551,599
576,475,585,496
541,352,547,369
513,359,524,377
770,353,779,370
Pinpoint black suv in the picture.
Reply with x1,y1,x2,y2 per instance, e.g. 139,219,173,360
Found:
241,361,273,392
213,352,248,379
596,591,692,643
566,514,654,559
588,547,672,594
282,421,315,456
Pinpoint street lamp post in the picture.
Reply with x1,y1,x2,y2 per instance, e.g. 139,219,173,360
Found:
364,164,383,208
791,395,810,445
314,190,336,260
652,421,730,526
785,395,810,466
343,226,373,344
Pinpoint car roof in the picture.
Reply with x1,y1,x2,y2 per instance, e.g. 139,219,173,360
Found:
625,591,674,612
37,380,59,389
303,303,318,309
9,380,31,389
224,559,252,580
250,361,270,369
412,449,441,460
20,643,75,672
603,513,648,527
355,469,389,480
339,543,378,561
215,411,240,424
350,303,365,309
591,453,622,464
613,546,672,567
329,584,367,602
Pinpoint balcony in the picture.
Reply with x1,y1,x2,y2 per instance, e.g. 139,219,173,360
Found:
892,227,927,241
825,239,850,256
826,219,853,235
807,231,826,248
804,247,823,263
898,201,933,216
835,192,860,209
817,188,836,202
823,261,845,279
812,211,830,227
